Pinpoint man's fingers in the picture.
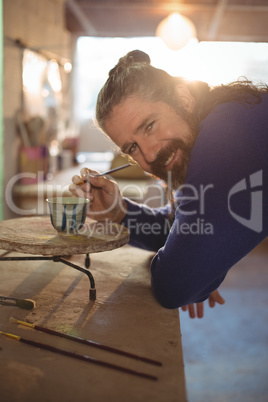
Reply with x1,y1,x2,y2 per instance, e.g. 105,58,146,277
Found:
73,169,117,196
211,290,225,305
209,297,216,308
208,290,225,308
181,305,195,318
181,303,203,318
187,304,196,319
217,294,225,305
80,167,99,180
89,175,117,195
181,291,225,319
70,173,90,188
196,303,204,318
72,174,83,184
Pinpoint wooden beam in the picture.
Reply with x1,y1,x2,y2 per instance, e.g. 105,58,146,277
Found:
66,0,98,35
207,0,229,40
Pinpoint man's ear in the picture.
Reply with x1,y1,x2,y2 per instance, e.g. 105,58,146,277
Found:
175,84,196,112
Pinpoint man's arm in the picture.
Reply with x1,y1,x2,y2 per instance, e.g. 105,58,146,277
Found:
121,198,173,251
69,168,173,251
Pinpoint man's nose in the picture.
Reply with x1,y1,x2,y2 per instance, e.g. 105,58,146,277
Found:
139,139,161,164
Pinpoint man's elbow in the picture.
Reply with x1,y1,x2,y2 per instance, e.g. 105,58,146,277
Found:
151,284,187,309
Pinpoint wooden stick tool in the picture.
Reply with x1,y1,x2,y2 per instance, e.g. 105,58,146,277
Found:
75,163,132,185
0,330,158,381
10,317,161,366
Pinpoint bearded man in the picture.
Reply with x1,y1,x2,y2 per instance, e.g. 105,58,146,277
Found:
70,50,268,318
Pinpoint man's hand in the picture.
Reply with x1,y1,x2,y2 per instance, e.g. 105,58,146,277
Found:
181,289,225,318
69,167,127,223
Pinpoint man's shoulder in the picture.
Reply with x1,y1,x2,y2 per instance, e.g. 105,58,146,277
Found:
186,97,267,188
197,97,268,150
201,95,268,127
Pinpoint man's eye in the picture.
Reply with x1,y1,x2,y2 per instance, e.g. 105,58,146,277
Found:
129,143,137,154
147,121,155,132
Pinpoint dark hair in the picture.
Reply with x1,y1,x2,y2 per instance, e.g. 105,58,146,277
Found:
96,49,268,132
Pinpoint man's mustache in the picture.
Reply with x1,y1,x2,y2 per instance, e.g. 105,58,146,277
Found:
151,139,188,173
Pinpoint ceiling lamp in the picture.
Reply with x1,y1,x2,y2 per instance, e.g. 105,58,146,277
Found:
156,12,197,51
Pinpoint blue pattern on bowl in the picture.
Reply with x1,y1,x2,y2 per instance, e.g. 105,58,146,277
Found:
46,197,90,235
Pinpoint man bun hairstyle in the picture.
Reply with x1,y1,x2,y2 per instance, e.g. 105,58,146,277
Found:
109,50,151,78
124,49,151,65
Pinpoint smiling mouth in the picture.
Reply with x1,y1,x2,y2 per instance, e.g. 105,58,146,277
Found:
164,151,175,166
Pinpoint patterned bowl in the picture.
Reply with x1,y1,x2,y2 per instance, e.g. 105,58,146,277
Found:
46,197,90,235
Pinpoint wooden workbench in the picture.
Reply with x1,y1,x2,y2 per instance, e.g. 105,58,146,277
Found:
0,234,186,401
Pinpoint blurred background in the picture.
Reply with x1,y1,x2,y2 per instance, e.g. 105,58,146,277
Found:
1,0,268,219
1,2,268,402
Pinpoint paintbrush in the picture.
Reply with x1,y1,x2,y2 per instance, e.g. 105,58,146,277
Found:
10,317,162,366
0,296,35,310
75,163,132,185
0,330,158,381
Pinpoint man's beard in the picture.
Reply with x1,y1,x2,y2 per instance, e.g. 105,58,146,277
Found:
150,106,198,190
151,137,194,190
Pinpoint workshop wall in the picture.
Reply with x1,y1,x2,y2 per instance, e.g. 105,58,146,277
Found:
3,0,73,219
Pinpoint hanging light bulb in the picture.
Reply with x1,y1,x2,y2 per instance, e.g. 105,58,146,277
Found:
156,12,197,51
64,61,72,73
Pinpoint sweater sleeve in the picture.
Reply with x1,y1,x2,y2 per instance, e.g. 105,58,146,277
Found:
121,198,173,251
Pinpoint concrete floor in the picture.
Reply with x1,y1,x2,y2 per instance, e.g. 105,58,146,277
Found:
180,238,268,402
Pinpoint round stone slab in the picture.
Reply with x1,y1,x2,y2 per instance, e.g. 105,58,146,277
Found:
0,216,130,256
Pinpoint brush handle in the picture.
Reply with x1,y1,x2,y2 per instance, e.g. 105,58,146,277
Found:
34,324,161,366
20,337,157,381
96,163,132,176
75,163,132,185
13,318,161,366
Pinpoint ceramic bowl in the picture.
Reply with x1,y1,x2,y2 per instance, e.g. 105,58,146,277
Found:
46,197,89,235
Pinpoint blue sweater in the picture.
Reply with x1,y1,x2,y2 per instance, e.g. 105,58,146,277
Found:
122,97,268,308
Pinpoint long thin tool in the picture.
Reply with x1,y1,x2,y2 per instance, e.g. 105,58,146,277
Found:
0,330,158,381
10,317,161,366
0,296,35,310
76,163,132,185
96,163,132,176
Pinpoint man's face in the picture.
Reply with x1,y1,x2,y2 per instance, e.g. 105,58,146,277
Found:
105,93,196,189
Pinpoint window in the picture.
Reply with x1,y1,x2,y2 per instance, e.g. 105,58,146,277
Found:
74,37,268,122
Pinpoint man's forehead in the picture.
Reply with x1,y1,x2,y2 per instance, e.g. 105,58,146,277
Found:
110,97,151,128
